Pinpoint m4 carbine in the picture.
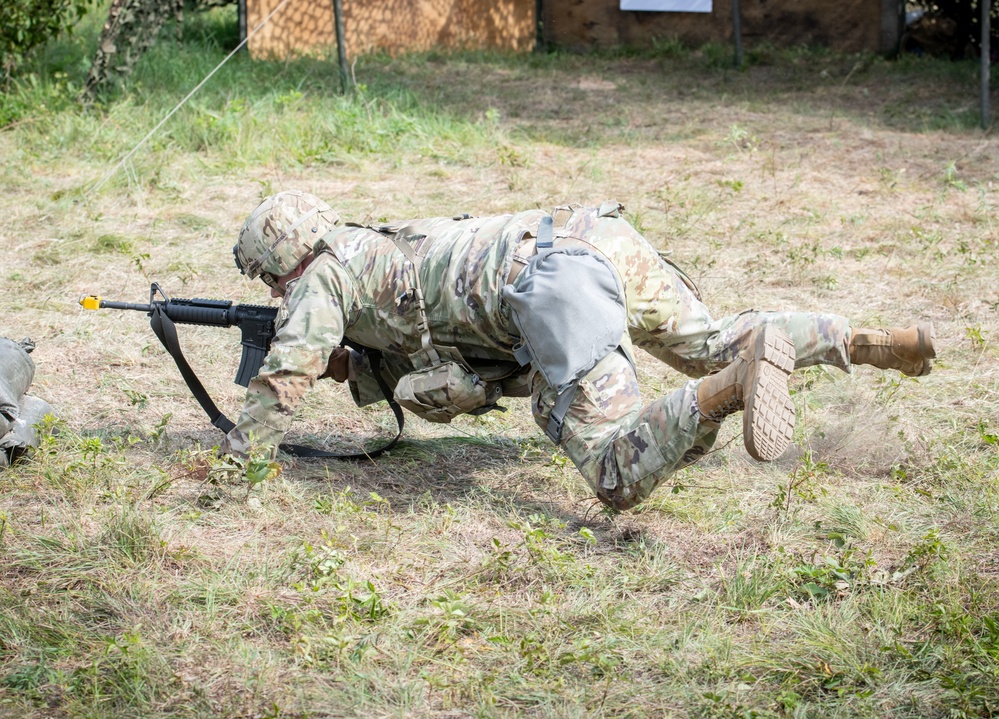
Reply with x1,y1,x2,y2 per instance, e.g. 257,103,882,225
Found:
80,282,277,388
79,283,403,459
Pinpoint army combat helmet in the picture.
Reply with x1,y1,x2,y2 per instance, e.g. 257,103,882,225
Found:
233,190,340,283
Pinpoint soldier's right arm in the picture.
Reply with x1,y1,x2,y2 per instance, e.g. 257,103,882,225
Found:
222,257,357,459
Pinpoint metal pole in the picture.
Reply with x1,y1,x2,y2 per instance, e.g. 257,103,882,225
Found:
535,0,544,52
897,0,905,57
732,0,743,68
238,0,247,50
333,0,351,94
983,0,991,129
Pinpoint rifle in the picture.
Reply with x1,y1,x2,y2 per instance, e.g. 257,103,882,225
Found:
80,282,276,389
79,282,403,459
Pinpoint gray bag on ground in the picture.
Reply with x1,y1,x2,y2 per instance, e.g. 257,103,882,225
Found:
0,395,53,467
0,337,35,437
502,247,626,394
0,337,53,467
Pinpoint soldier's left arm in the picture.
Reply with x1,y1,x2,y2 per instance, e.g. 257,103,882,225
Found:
222,263,355,458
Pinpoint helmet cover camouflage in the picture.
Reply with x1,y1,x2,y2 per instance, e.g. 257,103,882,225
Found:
234,190,340,279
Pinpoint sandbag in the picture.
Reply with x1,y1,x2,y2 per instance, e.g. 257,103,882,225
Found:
0,395,52,465
0,337,35,431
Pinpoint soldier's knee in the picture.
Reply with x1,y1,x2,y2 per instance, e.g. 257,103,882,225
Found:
590,422,671,512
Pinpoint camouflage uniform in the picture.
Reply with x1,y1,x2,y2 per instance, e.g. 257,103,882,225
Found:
225,203,852,511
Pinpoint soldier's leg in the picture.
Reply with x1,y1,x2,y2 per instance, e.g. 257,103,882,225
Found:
563,215,853,378
618,247,852,377
628,269,934,378
531,348,719,511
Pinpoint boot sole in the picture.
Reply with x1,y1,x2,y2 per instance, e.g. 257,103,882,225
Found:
916,322,935,377
743,326,796,462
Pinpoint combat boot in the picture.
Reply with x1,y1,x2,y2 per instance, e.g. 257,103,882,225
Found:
849,323,935,377
696,325,797,462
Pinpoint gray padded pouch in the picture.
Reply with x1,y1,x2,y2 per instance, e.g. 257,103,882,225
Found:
501,247,626,394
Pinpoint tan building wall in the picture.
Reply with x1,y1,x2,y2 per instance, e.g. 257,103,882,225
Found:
245,0,537,58
543,0,902,55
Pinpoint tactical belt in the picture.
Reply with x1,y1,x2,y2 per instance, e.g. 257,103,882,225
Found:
148,306,404,461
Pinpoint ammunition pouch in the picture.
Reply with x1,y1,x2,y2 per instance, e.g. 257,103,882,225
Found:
393,361,502,423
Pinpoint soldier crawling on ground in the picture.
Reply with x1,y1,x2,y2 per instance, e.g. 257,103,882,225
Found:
220,191,936,511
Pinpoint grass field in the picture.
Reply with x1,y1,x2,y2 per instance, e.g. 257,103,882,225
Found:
1,6,998,718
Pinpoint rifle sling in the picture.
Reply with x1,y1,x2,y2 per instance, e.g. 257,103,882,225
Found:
149,306,235,433
148,307,404,461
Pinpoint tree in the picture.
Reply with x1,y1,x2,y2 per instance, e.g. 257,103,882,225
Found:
0,0,93,83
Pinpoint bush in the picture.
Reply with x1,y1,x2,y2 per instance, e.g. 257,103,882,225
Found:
0,0,94,82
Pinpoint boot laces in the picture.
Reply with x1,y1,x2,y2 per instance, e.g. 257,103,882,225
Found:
705,396,744,423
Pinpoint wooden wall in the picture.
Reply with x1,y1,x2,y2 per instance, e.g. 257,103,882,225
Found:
543,0,901,55
245,0,537,59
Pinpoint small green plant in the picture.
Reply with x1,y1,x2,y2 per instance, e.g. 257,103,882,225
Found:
291,534,346,592
944,161,967,191
557,634,623,678
413,590,478,642
772,450,827,515
94,233,134,254
791,545,874,602
651,35,687,57
338,577,389,623
131,251,152,279
965,324,986,349
903,528,949,573
121,387,148,410
878,166,901,191
978,419,998,446
148,413,172,443
497,144,527,167
725,123,759,152
480,536,515,579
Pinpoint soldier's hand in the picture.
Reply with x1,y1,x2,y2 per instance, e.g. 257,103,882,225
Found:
319,347,351,383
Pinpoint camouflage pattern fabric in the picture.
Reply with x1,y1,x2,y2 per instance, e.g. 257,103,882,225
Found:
84,0,233,98
84,0,178,98
235,189,340,279
223,204,853,512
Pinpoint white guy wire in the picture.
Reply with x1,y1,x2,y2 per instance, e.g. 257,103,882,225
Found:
89,0,295,196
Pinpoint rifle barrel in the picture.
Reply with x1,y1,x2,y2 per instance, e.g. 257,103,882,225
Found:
99,300,153,312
